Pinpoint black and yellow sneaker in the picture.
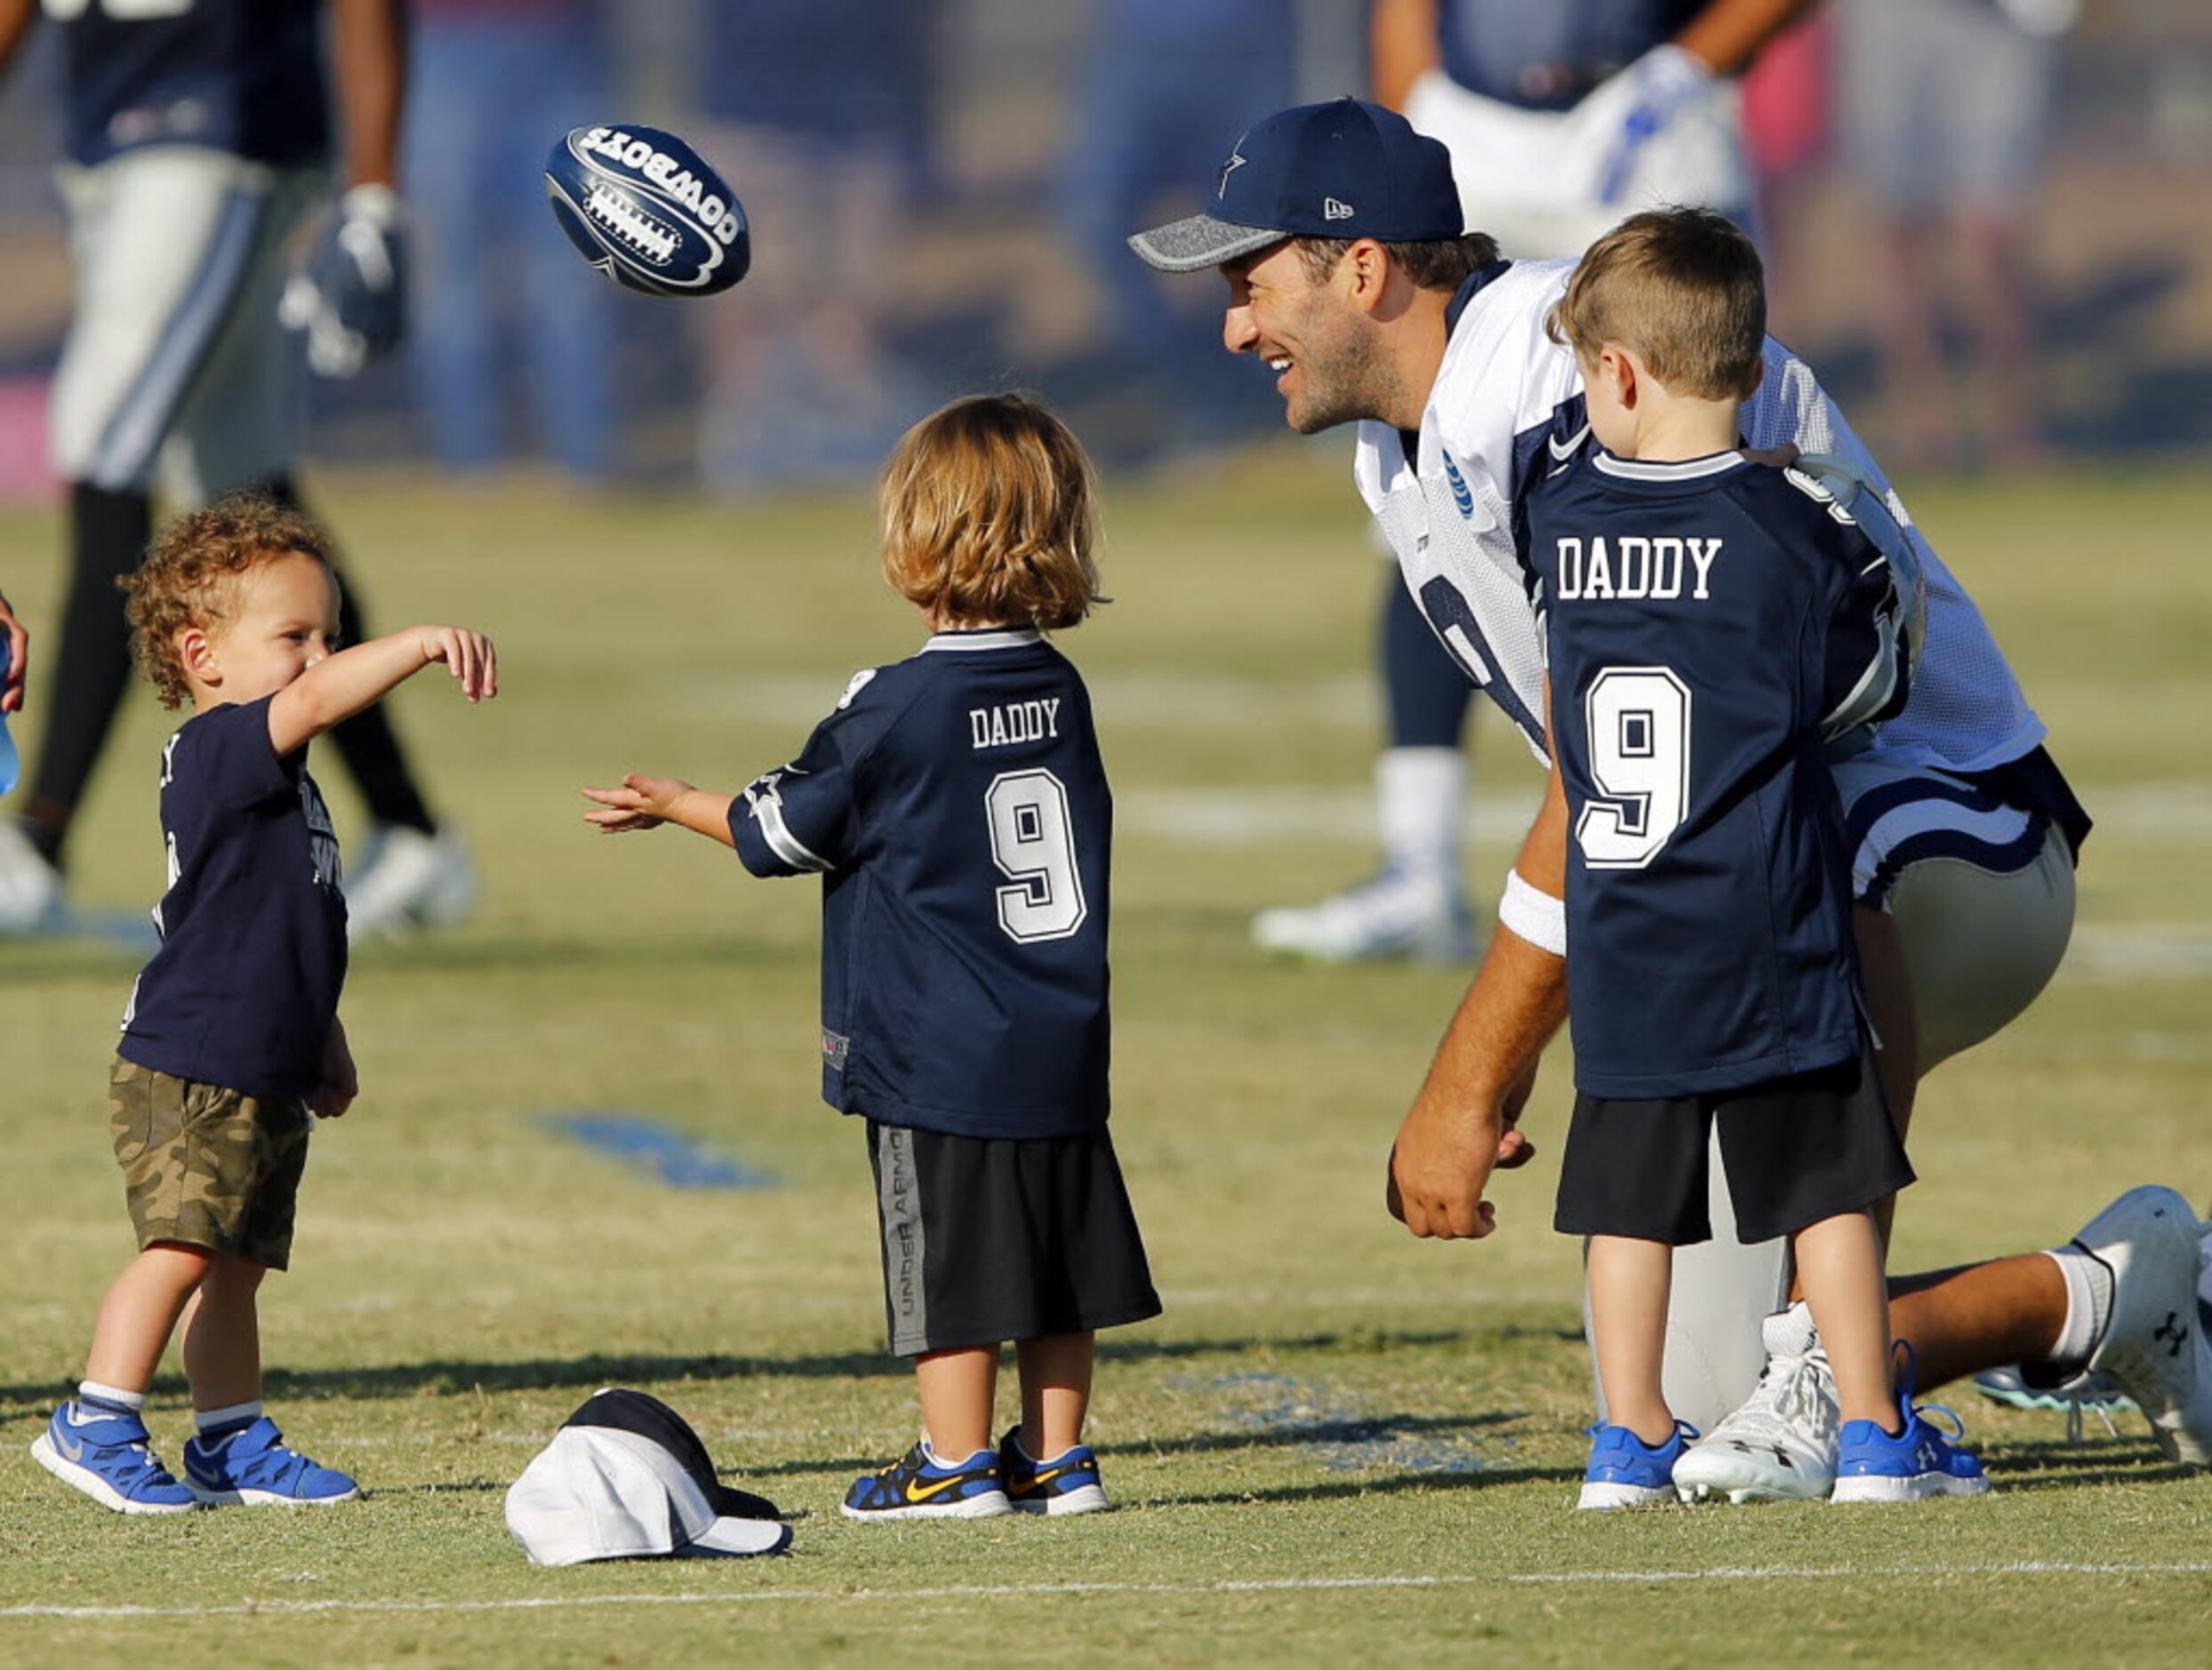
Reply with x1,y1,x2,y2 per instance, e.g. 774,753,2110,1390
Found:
841,1441,1011,1521
998,1428,1111,1516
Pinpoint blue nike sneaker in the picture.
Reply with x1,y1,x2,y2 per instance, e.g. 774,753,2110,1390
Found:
1831,1391,1990,1504
30,1402,199,1514
842,1441,1011,1521
182,1416,359,1506
998,1427,1111,1516
1577,1421,1695,1510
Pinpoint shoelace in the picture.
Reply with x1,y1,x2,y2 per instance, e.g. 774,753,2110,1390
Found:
1770,1350,1839,1442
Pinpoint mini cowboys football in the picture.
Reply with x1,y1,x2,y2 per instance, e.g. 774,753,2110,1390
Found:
545,124,750,298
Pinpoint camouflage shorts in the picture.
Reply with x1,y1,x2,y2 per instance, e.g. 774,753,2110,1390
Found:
108,1058,312,1270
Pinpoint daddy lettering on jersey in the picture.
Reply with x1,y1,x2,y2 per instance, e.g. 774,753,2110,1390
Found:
118,695,349,1102
726,629,1113,1141
1527,445,1909,1099
969,697,1062,750
1551,534,1720,601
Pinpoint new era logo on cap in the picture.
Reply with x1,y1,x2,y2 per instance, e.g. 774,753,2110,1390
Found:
1130,97,1463,273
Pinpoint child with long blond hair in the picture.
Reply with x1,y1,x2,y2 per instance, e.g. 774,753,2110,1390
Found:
584,393,1157,1519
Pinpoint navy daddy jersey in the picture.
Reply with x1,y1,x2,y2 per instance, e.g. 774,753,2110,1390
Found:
727,630,1111,1140
119,697,349,1102
1528,446,1910,1099
1355,261,2040,780
52,0,329,168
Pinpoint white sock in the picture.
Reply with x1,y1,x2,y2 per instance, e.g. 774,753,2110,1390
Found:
195,1400,263,1436
2042,1247,2115,1367
76,1380,145,1416
1376,747,1465,888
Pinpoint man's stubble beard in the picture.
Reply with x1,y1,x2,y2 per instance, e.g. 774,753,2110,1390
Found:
1286,321,1404,437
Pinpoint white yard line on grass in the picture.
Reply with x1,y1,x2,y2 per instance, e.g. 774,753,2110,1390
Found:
8,1562,2212,1622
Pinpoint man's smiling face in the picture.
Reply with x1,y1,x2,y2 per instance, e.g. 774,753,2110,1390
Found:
1219,242,1386,436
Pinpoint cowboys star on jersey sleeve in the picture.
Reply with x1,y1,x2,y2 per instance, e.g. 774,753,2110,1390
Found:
727,667,899,878
1357,257,2040,775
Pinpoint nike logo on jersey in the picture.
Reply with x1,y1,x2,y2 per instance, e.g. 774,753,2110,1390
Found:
1554,535,1721,602
1550,424,1591,464
969,698,1062,750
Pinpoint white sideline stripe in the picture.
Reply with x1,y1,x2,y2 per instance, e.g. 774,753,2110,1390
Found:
7,1562,2210,1621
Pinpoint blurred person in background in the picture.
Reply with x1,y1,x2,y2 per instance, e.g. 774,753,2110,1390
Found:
1839,0,2078,472
1254,0,1813,964
1060,0,1294,449
693,0,935,489
405,0,615,481
0,0,476,938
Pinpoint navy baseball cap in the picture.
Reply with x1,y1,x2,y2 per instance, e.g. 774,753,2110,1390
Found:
1129,97,1463,273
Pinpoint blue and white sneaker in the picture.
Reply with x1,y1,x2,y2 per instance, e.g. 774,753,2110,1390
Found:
30,1403,199,1514
1831,1389,1989,1504
841,1441,1011,1521
1577,1421,1695,1510
182,1416,359,1506
998,1428,1111,1516
1975,1364,2134,1442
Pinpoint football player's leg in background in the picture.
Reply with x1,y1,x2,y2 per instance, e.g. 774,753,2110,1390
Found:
1252,575,1475,961
3,151,274,924
147,153,466,933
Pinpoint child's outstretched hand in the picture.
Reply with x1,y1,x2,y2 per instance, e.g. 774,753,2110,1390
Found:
415,625,498,703
581,773,694,833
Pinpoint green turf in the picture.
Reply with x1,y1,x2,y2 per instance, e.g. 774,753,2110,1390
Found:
3,454,2210,1666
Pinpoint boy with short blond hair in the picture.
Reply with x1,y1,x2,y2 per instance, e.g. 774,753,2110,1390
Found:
1527,209,1986,1507
586,392,1158,1520
33,493,495,1513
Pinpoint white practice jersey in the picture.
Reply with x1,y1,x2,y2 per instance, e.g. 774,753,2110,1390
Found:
1354,260,2043,772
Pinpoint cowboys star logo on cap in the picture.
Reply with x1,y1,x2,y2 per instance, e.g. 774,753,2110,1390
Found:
1129,97,1464,273
1217,143,1248,199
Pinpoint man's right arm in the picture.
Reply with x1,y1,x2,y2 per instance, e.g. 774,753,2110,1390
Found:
1388,750,1571,1240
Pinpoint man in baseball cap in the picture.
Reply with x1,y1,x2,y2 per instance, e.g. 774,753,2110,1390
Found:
1130,97,1465,274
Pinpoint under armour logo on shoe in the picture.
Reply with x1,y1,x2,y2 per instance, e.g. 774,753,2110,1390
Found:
1323,197,1355,221
2155,1313,2190,1358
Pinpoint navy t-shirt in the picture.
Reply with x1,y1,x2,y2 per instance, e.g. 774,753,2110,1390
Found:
1438,0,1702,108
727,630,1111,1140
118,697,349,1102
1526,446,1909,1098
56,0,329,167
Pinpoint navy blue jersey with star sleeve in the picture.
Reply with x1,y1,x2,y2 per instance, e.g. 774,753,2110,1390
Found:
118,696,349,1101
1527,447,1911,1098
727,629,1112,1139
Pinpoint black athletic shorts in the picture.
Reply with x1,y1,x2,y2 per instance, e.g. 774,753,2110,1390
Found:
867,1121,1161,1358
1553,1049,1914,1247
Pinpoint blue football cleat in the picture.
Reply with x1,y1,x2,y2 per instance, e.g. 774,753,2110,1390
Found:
31,1402,200,1514
1832,1384,1990,1504
183,1416,359,1506
842,1441,1010,1521
1577,1421,1695,1510
998,1428,1111,1516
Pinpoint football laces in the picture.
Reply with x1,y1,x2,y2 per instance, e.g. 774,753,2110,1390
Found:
585,182,680,268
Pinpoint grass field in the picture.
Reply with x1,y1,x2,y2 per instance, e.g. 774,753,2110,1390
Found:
3,451,2210,1666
